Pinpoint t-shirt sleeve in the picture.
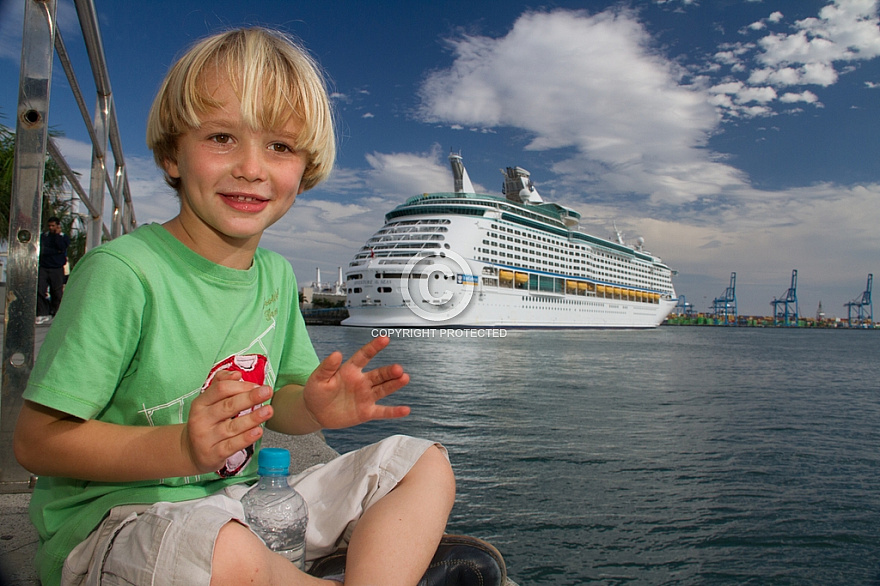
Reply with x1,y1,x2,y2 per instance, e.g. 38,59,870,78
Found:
274,270,320,388
24,250,147,420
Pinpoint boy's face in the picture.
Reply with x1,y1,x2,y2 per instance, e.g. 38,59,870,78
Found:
163,72,308,256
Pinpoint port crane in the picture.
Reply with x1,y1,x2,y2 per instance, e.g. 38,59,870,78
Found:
844,274,873,328
771,270,799,327
712,272,737,325
675,295,695,316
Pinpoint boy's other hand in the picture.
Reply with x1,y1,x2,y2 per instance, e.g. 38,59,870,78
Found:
183,370,273,474
303,336,411,429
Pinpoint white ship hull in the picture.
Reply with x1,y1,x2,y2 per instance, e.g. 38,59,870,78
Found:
343,261,676,329
342,155,677,329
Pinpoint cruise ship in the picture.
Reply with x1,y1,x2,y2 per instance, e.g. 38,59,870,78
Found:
342,154,677,328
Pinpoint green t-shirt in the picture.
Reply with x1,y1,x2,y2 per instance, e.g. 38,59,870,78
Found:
23,223,320,586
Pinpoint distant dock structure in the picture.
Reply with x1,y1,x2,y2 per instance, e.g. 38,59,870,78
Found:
844,274,873,328
771,270,799,327
675,295,695,317
667,269,878,328
301,267,346,304
712,272,737,325
300,267,348,325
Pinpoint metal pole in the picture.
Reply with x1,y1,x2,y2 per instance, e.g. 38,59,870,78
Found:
1,0,58,492
86,93,110,250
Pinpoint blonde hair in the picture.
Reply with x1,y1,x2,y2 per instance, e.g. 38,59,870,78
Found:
146,27,335,192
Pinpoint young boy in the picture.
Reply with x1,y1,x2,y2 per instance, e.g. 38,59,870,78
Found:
14,28,503,586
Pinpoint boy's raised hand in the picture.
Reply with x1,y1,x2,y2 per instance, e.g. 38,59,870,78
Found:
183,370,274,474
303,336,411,429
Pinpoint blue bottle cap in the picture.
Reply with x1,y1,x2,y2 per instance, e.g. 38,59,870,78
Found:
257,448,291,475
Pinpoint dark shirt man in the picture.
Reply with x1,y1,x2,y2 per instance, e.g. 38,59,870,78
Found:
37,217,70,321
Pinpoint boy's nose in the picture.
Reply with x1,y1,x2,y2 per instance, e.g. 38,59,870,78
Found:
232,144,268,181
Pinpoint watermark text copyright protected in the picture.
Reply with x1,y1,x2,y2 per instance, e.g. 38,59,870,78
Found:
371,328,508,338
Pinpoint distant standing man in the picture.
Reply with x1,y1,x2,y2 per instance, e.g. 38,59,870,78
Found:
37,217,70,322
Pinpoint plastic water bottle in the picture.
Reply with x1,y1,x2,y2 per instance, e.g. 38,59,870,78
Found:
242,448,309,569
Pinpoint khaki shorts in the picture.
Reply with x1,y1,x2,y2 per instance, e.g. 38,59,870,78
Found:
61,435,442,586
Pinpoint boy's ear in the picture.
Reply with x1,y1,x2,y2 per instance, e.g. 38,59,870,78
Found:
163,157,181,180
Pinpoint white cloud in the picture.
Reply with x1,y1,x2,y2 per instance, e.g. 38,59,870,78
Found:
710,1,879,119
757,0,880,72
735,85,778,103
363,146,460,199
715,50,743,65
418,9,745,204
779,90,820,103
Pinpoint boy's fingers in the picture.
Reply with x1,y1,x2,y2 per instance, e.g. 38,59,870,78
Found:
209,424,265,471
201,377,265,402
369,404,411,421
312,351,343,382
347,336,390,370
366,363,407,386
197,383,273,423
189,398,272,471
214,369,243,381
226,385,273,417
224,403,273,438
367,376,410,408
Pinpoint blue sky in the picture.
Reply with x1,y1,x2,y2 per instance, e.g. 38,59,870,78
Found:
1,0,878,317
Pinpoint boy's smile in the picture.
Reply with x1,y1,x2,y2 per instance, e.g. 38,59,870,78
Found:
162,73,308,269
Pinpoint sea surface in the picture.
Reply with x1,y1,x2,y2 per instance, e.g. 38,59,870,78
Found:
309,326,880,585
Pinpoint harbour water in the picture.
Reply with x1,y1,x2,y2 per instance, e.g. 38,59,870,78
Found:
312,326,880,585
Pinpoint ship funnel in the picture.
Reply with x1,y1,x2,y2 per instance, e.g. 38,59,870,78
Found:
449,152,475,194
502,166,543,204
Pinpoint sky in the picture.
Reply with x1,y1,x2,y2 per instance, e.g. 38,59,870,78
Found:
1,0,879,318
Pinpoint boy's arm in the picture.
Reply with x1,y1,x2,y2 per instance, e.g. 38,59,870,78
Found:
13,370,274,482
264,384,321,435
266,336,411,435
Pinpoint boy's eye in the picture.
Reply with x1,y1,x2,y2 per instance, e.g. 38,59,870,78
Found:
210,134,232,144
269,143,293,153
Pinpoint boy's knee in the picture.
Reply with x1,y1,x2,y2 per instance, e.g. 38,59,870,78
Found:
211,521,276,586
418,444,457,496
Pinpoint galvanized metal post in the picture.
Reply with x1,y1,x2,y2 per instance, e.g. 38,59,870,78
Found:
111,164,126,239
75,0,115,251
1,0,58,492
85,94,110,250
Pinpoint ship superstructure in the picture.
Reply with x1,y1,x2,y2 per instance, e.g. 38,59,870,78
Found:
342,154,677,328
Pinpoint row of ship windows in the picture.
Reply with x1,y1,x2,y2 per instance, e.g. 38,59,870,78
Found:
474,252,667,290
368,234,446,244
480,270,663,303
409,198,564,229
486,229,655,277
346,287,393,294
346,286,659,307
366,220,654,279
485,225,661,287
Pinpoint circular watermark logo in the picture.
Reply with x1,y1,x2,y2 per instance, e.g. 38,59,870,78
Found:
400,250,476,322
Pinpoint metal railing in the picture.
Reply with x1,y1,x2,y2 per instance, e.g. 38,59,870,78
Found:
1,0,136,492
